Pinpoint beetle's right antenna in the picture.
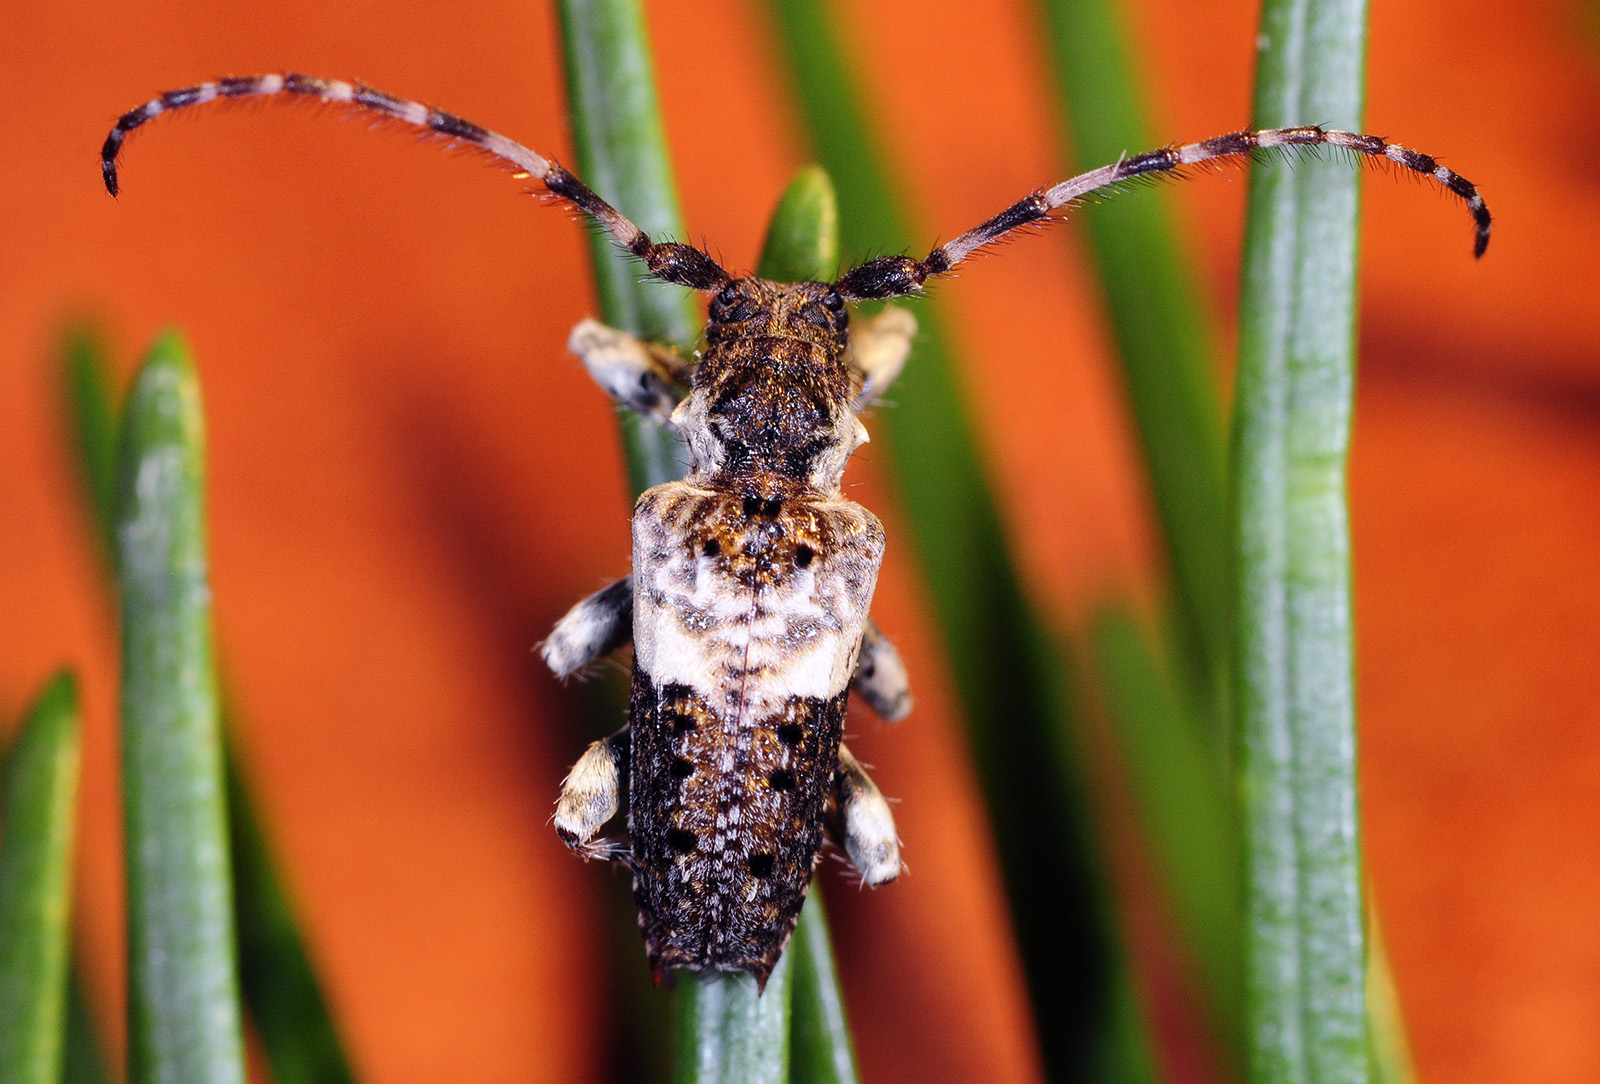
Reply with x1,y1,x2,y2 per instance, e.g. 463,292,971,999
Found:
102,73,731,292
831,125,1491,301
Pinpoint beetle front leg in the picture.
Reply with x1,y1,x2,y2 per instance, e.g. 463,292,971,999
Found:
828,744,902,886
555,728,631,862
541,576,633,679
848,305,917,408
568,318,692,425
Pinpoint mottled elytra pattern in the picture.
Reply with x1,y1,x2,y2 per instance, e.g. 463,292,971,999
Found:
629,482,883,715
103,72,1491,984
630,673,845,983
622,473,883,982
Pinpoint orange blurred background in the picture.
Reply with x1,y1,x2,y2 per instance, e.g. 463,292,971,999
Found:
2,0,1598,1082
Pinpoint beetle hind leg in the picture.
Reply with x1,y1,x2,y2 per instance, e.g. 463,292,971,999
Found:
828,744,902,886
554,728,631,862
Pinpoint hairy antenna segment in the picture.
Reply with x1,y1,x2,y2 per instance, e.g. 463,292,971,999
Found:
833,125,1491,300
101,73,731,291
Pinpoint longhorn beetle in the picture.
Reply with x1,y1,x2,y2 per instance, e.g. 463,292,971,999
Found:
102,72,1490,988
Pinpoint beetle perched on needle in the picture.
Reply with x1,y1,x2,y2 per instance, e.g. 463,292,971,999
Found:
102,73,1490,988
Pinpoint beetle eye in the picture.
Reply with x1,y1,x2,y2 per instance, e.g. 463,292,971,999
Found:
711,285,755,322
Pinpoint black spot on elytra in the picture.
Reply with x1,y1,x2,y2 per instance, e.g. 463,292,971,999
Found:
701,539,720,557
776,722,803,746
670,713,697,734
666,828,698,853
769,768,796,791
795,545,814,568
670,756,694,779
748,852,776,878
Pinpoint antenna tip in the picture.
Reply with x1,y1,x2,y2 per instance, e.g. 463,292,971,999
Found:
100,132,123,196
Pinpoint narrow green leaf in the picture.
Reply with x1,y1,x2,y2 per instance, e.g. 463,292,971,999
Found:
63,331,121,564
60,335,356,1084
1036,0,1231,742
228,740,355,1084
764,3,1154,1079
757,166,840,284
117,331,246,1084
673,962,793,1084
1365,905,1414,1084
787,893,857,1084
1089,608,1240,1040
62,335,356,1080
0,672,83,1084
1036,3,1269,1062
60,972,113,1084
557,0,699,494
1234,0,1370,1081
56,332,181,1084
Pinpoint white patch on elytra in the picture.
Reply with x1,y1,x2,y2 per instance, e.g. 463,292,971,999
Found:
631,482,884,724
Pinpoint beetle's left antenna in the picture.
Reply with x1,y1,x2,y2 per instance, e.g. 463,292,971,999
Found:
102,73,731,292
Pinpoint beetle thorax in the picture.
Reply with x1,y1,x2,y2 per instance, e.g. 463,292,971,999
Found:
673,278,866,498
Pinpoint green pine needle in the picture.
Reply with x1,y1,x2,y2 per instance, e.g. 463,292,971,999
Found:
1234,0,1371,1079
117,332,247,1084
0,673,83,1084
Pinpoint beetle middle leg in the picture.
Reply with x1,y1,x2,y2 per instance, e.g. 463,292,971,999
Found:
828,744,902,886
541,575,633,679
555,728,631,862
852,619,912,722
568,318,692,425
